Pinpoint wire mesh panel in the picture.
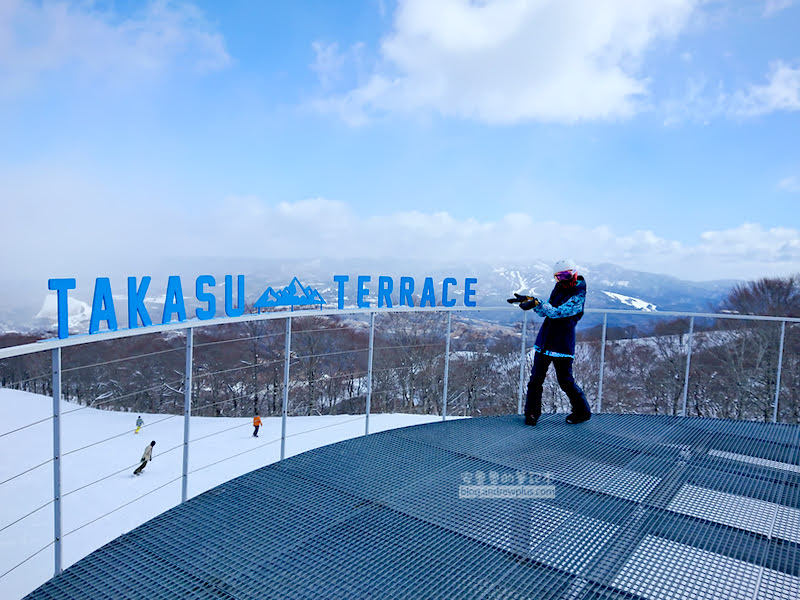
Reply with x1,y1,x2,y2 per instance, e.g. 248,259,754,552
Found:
370,311,449,416
686,318,786,422
587,314,695,417
58,334,189,582
778,324,800,421
445,312,522,417
0,385,56,600
24,413,800,600
192,320,288,419
0,340,51,396
286,313,371,417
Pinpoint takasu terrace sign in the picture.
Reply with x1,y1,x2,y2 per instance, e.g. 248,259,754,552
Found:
47,273,479,340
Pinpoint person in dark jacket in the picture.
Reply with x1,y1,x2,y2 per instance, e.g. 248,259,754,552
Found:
508,259,591,426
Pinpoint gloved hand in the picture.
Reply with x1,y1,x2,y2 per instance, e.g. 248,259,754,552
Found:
520,297,540,310
506,293,530,304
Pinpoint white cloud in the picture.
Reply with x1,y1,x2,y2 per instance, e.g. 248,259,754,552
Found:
193,208,800,282
729,61,800,117
0,0,231,96
311,42,347,90
778,175,800,192
763,0,795,17
661,76,719,126
664,60,800,123
314,0,701,124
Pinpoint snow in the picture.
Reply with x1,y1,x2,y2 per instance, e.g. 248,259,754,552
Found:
35,294,91,330
0,388,445,600
602,290,657,311
495,268,538,296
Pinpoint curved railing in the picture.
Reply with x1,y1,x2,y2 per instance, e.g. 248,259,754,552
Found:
1,305,799,598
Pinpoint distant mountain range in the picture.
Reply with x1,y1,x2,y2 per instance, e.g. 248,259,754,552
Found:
0,258,741,335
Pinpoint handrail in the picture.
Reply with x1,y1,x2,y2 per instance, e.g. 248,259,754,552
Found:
1,305,798,360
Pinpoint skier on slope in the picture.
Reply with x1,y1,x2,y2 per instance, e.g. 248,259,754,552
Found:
508,258,592,426
135,415,144,434
133,441,156,475
253,413,262,437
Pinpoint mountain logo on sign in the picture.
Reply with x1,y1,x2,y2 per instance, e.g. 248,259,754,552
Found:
253,277,326,309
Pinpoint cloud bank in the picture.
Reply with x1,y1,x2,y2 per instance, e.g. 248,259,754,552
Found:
3,178,797,283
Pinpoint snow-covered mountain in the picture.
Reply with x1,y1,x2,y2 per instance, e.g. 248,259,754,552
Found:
0,259,739,336
475,261,736,312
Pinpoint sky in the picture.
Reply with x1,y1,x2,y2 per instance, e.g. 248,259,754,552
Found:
1,0,799,284
0,387,443,599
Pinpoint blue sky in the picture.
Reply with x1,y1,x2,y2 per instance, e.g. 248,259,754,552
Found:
1,0,799,283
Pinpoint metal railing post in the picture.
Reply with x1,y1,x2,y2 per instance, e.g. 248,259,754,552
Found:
442,312,452,421
597,313,607,414
280,316,292,460
181,328,193,503
681,316,695,417
51,348,62,576
517,311,528,415
772,321,786,423
365,312,375,435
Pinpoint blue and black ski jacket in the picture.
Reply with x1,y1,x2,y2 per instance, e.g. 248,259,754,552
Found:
532,276,586,358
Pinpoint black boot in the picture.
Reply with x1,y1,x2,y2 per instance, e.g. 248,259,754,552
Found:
566,412,591,424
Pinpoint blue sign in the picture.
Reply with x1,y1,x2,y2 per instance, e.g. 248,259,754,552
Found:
254,277,326,309
47,274,478,339
332,275,477,309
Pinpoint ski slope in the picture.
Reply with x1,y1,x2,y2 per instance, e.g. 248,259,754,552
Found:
0,389,444,600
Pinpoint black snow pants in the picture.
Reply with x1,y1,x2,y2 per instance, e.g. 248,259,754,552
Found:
524,351,591,420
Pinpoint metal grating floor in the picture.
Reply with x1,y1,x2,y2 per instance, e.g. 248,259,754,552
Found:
25,414,800,600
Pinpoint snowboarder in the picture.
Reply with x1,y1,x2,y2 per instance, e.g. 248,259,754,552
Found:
134,415,143,434
508,258,592,426
133,441,156,475
253,413,262,437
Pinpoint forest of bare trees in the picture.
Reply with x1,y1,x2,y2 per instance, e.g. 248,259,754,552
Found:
584,275,800,422
2,275,798,423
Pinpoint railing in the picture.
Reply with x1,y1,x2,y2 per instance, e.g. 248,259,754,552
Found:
1,305,799,596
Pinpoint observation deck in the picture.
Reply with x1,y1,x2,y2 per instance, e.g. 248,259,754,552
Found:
25,413,800,600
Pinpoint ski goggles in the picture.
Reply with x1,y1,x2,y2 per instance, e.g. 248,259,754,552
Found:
554,270,575,282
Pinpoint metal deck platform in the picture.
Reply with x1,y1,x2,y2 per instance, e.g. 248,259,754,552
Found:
26,414,800,599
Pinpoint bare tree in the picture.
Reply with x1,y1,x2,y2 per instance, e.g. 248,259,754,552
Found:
372,311,446,415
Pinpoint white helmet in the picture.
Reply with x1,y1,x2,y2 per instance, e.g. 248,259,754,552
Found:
553,258,577,274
